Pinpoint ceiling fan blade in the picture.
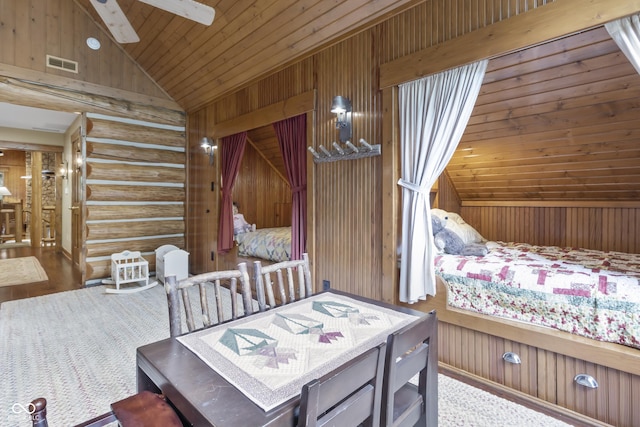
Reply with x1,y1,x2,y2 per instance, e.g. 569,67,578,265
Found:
89,0,140,44
139,0,215,26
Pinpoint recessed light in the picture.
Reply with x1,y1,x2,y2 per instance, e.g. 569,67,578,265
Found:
86,37,101,50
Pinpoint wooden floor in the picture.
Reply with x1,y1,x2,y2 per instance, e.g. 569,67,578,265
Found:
0,244,82,304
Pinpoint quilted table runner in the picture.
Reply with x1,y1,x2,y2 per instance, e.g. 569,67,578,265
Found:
177,291,419,411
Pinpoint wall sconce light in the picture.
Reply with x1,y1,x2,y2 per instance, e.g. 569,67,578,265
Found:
0,186,11,201
76,150,83,170
59,161,69,179
331,96,352,142
201,137,217,165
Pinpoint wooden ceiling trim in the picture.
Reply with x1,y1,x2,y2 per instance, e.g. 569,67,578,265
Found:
0,140,63,152
0,75,184,125
211,90,315,139
0,63,181,111
380,0,640,88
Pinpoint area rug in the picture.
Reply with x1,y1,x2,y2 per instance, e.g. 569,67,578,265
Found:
0,256,48,287
0,285,572,427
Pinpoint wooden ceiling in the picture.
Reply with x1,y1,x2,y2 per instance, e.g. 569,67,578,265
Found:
449,25,640,202
74,0,420,112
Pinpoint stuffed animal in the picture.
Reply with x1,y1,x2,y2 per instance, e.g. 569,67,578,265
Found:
431,209,486,244
431,211,488,256
233,202,256,236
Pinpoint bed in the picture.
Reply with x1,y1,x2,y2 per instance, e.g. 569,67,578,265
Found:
399,207,640,425
435,241,640,349
409,236,640,426
235,226,291,263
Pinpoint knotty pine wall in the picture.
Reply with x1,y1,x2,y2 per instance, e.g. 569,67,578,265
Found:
190,0,565,300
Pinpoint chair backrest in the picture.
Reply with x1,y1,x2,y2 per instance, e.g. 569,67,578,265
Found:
165,262,253,337
297,342,386,427
253,252,312,311
381,311,438,427
31,391,182,427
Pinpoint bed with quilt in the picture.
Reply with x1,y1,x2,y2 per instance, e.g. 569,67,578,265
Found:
435,241,640,349
235,226,291,263
411,238,640,426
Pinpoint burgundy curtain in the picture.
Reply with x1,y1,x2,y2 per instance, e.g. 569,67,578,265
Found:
273,114,307,260
217,132,247,253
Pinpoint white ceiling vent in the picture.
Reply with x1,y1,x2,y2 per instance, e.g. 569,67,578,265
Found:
46,55,78,73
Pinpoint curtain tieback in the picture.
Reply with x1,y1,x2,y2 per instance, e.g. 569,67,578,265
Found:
397,179,429,195
291,185,306,193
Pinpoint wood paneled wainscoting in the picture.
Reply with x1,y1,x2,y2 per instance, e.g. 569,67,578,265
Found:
410,277,640,427
459,201,640,254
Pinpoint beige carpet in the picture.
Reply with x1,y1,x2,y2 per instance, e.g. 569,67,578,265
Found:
0,256,48,287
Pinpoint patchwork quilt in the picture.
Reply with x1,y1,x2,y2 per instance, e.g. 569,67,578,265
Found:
435,241,640,348
237,226,291,262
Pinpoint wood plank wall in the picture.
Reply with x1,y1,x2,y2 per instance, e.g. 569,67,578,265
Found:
233,142,291,230
0,0,168,99
84,113,186,281
460,204,640,253
0,150,26,202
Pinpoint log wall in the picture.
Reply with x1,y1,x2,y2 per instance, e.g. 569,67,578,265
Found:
84,113,186,281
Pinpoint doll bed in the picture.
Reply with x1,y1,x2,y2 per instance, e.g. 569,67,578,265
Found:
434,241,640,349
235,226,291,263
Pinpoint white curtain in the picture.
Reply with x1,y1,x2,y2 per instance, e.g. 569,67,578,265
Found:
605,14,640,75
398,60,488,303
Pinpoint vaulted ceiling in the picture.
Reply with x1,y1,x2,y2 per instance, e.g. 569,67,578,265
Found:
74,0,421,113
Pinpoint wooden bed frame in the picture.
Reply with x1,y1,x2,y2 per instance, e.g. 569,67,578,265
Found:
406,276,640,427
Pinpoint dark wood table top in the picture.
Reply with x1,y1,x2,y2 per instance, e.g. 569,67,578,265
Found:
136,289,426,427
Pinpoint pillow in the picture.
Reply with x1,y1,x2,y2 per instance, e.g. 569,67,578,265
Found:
430,209,485,244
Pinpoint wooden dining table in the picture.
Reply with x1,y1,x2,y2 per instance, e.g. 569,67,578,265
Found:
136,289,426,427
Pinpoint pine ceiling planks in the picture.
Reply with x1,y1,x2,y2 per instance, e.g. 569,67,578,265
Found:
75,0,420,112
451,27,640,201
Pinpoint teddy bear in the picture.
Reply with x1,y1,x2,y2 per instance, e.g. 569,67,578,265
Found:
431,210,488,256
